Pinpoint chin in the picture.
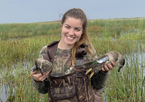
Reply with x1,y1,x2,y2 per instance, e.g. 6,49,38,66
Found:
66,42,74,46
65,41,75,46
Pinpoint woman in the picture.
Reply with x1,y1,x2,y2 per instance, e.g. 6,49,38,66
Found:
31,8,115,102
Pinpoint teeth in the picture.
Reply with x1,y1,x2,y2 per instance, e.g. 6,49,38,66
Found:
67,36,73,39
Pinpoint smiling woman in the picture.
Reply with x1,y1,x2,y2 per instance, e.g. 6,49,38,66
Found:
59,17,83,49
31,8,116,102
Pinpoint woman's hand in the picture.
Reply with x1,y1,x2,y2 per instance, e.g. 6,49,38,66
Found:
31,70,51,81
101,61,116,72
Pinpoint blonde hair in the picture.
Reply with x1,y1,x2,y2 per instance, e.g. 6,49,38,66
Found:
61,8,95,68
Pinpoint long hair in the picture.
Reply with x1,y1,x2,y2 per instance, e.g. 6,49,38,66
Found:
61,8,95,68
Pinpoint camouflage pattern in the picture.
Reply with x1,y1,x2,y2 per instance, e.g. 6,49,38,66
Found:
32,45,108,102
50,48,75,77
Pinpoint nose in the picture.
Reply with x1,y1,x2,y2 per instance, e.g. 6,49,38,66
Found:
68,28,74,35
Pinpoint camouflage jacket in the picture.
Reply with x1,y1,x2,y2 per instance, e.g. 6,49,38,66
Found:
32,41,108,102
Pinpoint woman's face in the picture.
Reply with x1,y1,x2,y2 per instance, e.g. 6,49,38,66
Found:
61,17,83,48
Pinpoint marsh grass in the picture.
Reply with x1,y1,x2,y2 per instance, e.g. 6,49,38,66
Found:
88,18,145,39
1,61,49,102
0,21,61,40
0,34,61,67
0,18,145,102
104,52,145,102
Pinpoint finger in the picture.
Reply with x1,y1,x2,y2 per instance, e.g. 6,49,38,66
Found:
31,70,37,75
46,70,51,75
103,65,110,71
33,70,52,81
43,69,52,75
38,74,48,81
32,73,44,81
107,63,114,70
101,67,108,73
33,75,45,81
110,61,116,67
101,67,105,71
38,70,52,81
38,76,46,81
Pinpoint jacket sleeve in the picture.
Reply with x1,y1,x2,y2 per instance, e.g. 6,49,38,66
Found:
32,45,50,94
84,47,108,90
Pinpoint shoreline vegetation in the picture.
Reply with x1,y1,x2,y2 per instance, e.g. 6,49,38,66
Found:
0,17,145,102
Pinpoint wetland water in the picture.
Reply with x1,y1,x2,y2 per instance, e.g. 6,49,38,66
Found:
0,83,10,102
0,53,145,102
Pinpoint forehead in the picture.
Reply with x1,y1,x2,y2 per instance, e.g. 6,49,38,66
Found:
63,17,83,28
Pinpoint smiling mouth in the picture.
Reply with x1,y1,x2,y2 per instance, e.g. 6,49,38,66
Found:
67,36,74,40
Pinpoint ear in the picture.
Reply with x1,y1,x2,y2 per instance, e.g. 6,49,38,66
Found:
61,23,63,28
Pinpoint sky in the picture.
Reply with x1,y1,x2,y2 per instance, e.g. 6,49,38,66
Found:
0,0,145,24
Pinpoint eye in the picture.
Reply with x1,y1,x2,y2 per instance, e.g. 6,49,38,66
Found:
65,25,70,29
75,28,81,32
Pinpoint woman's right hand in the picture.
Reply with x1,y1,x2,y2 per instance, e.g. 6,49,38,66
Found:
31,70,51,81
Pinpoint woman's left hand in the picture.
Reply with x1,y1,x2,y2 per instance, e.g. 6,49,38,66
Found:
101,61,116,72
